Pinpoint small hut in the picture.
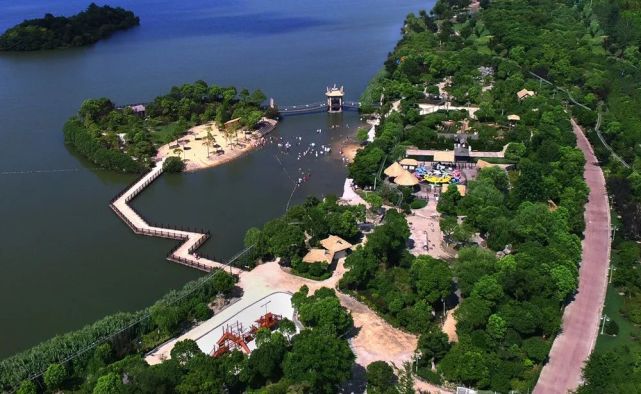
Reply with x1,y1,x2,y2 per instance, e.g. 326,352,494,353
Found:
399,158,419,170
320,235,353,261
302,248,333,265
384,162,405,178
517,89,535,101
394,170,420,186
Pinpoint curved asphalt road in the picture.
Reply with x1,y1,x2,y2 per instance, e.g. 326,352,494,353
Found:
534,119,611,393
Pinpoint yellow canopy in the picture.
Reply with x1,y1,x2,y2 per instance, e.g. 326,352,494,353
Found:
507,114,521,121
394,170,420,186
384,162,404,178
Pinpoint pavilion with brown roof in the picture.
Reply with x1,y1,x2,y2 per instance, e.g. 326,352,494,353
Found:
302,248,334,264
517,89,535,100
303,235,353,264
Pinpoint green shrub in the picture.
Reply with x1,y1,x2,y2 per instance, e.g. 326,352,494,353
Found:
605,319,619,336
410,199,428,209
162,156,185,172
417,367,443,385
193,303,213,321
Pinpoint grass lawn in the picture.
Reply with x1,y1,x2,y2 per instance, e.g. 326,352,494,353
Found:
150,121,186,145
595,283,641,353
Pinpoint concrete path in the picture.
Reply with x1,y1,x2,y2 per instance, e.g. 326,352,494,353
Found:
534,119,611,393
110,159,240,275
418,103,480,119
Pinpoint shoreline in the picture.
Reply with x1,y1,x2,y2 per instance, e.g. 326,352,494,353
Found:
155,118,278,172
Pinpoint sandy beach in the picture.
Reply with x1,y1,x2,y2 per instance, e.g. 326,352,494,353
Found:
156,119,277,172
342,143,361,162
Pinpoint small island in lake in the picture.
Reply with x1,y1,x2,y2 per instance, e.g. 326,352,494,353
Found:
0,3,139,51
63,80,276,173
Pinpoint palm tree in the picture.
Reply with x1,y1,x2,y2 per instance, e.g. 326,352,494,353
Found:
173,147,183,159
203,126,215,158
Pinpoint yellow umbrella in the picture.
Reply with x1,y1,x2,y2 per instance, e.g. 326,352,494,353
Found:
384,162,404,178
394,170,419,186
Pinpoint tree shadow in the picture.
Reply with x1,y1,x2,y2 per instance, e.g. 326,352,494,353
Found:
341,363,367,393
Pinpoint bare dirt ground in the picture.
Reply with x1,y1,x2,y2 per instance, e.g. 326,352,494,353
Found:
534,119,611,394
442,306,459,343
407,199,452,260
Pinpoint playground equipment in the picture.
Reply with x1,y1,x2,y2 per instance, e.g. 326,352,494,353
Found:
414,165,462,184
210,312,283,358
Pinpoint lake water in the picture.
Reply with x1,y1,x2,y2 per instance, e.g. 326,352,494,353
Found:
0,0,431,357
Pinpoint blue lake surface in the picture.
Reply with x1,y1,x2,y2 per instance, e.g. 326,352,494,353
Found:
0,0,432,357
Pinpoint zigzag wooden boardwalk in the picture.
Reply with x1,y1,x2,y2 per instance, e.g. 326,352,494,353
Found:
110,159,242,275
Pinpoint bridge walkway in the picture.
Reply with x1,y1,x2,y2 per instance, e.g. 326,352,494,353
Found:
110,159,241,275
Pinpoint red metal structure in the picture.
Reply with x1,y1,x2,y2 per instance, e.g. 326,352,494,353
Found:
211,312,282,358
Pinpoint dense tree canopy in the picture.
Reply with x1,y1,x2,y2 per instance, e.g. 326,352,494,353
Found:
0,3,139,51
64,81,267,173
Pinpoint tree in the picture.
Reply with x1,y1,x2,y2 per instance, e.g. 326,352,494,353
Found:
456,297,492,334
279,318,297,341
418,327,451,363
93,372,123,394
367,361,396,393
550,265,577,302
505,142,526,161
438,342,490,387
283,329,354,393
293,287,353,336
203,126,215,157
471,275,504,306
163,156,185,172
349,146,385,187
356,127,370,143
171,339,203,366
366,193,384,212
438,184,461,215
455,247,498,296
261,218,305,261
16,380,36,394
394,362,416,394
341,247,379,289
44,363,66,391
411,256,453,305
513,159,547,203
486,314,507,342
242,332,288,387
366,209,410,265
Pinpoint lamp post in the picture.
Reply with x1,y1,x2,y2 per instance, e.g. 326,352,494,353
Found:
609,265,617,284
600,314,610,335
